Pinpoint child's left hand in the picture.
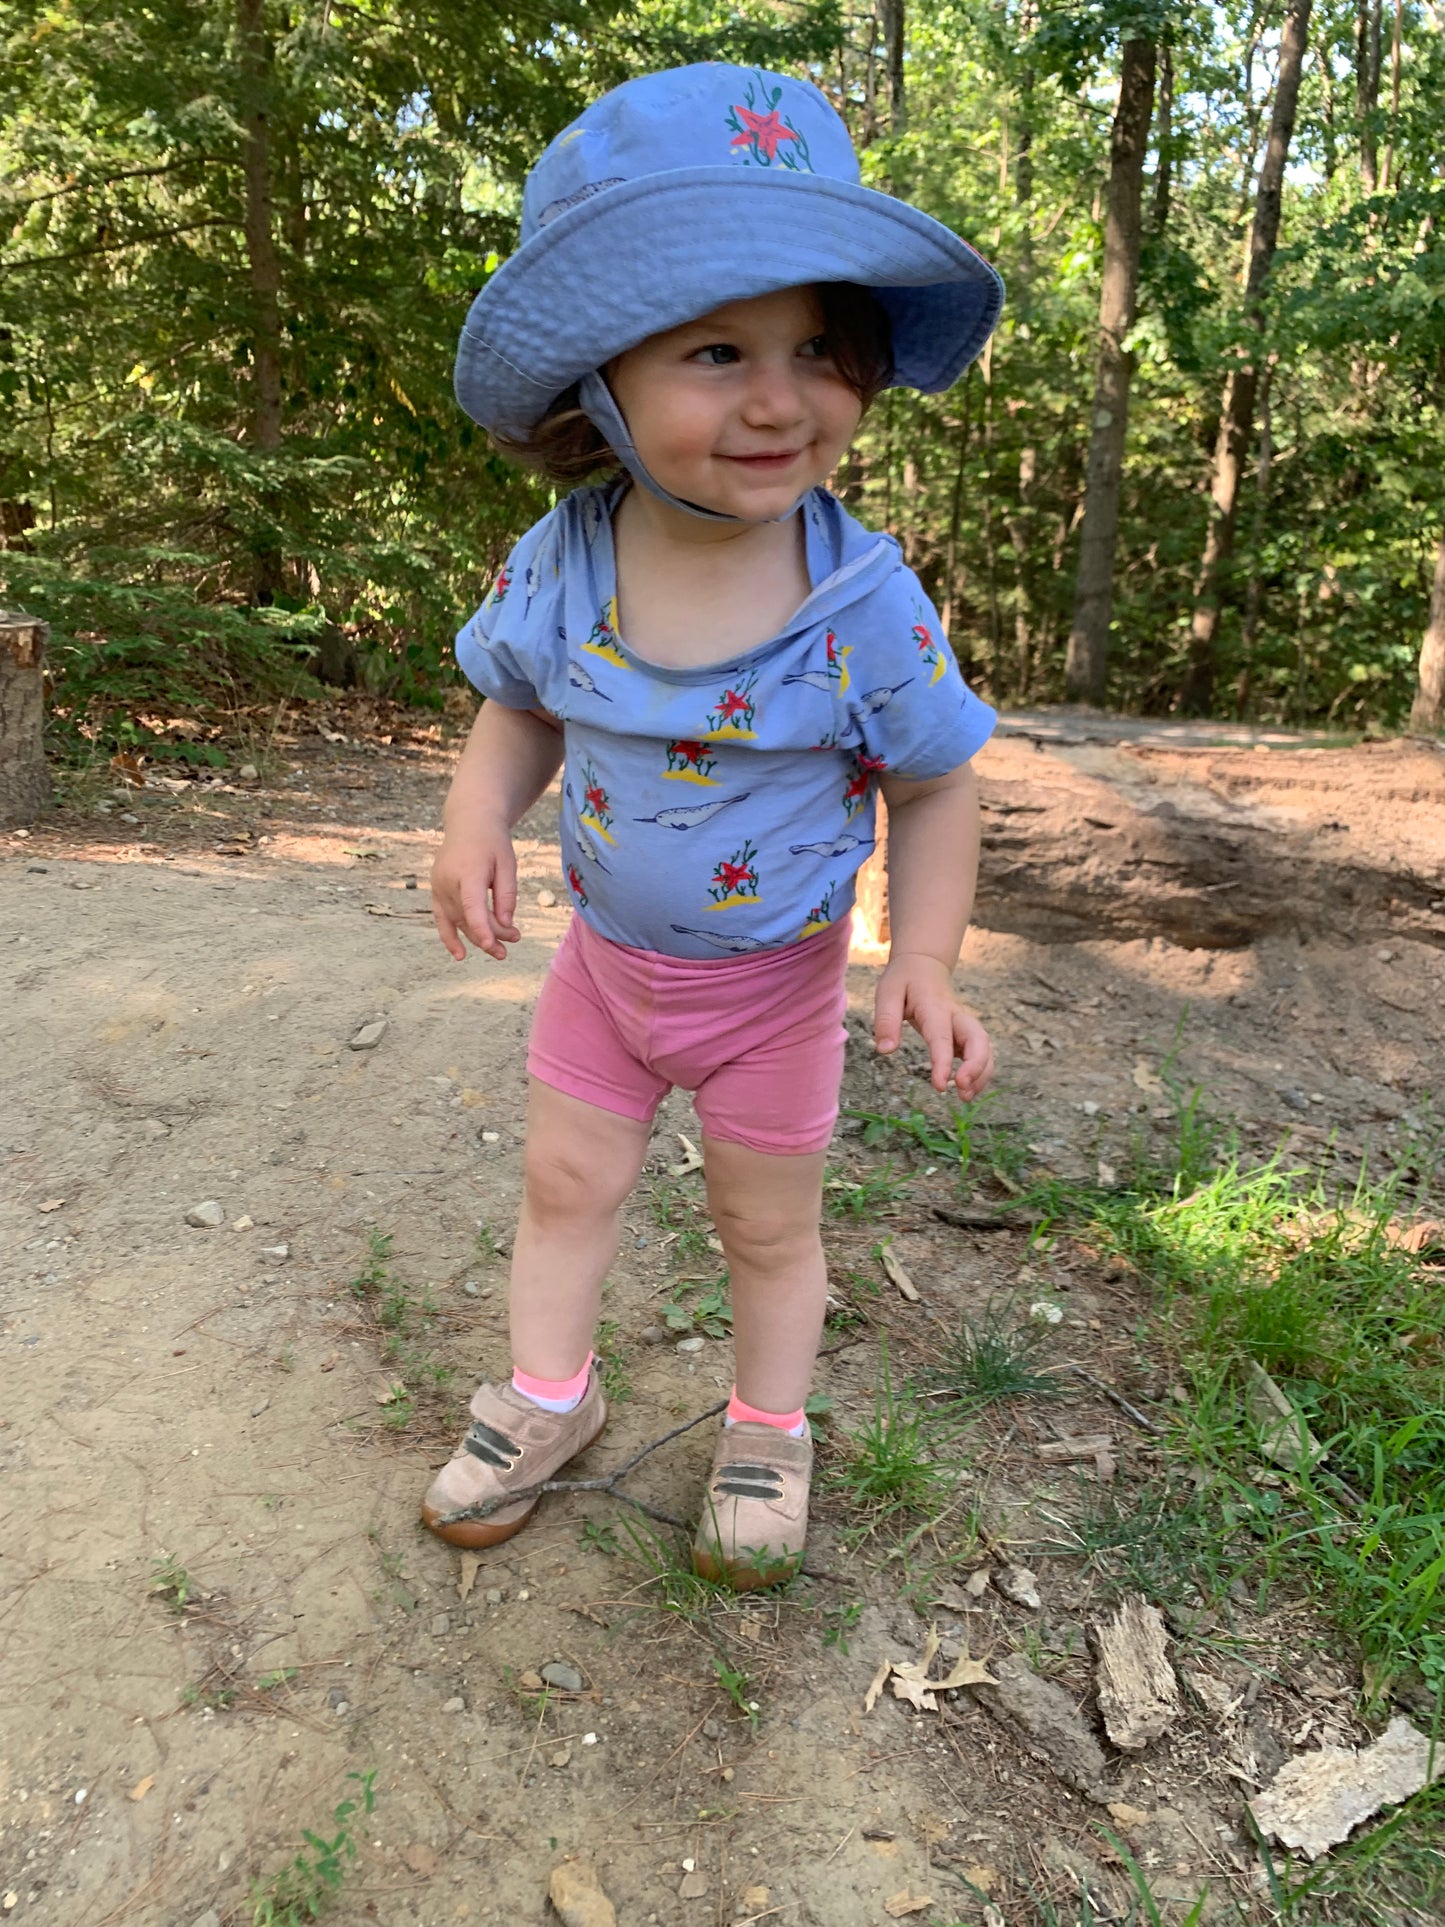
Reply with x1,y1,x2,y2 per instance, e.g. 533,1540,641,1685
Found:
873,952,995,1101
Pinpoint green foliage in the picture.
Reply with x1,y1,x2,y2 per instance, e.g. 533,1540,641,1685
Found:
928,1302,1063,1407
249,1769,376,1926
149,1555,193,1612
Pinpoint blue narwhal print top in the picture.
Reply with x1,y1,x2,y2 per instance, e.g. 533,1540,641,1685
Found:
455,485,995,960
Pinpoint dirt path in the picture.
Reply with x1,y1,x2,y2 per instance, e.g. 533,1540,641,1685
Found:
2,706,1442,1927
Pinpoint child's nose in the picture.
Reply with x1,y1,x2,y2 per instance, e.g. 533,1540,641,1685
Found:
739,359,807,427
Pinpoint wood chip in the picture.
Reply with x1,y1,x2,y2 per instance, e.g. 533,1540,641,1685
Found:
1093,1595,1179,1750
128,1774,155,1801
878,1240,919,1302
1250,1717,1445,1860
668,1133,704,1176
458,1551,481,1601
884,1892,935,1918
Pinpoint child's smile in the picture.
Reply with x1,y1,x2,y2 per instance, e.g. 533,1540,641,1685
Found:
608,287,864,522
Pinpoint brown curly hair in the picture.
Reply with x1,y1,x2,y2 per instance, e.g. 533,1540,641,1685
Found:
491,282,894,485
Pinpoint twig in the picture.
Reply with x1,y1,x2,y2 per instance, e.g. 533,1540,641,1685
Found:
1066,1363,1164,1434
433,1398,729,1530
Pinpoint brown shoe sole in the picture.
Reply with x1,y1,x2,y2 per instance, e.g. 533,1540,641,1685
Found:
691,1544,803,1592
421,1410,608,1549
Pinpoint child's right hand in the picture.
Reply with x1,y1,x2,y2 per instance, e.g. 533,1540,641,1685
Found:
431,818,522,961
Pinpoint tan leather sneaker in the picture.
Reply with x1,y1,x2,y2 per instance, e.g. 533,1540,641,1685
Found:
691,1420,812,1591
421,1369,607,1549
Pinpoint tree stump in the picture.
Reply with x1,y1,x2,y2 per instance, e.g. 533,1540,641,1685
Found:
0,610,51,827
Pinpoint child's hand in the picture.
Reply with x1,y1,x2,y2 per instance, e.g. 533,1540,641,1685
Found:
873,952,995,1101
431,817,522,962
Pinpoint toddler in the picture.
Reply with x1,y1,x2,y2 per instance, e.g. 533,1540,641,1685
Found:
422,62,1005,1589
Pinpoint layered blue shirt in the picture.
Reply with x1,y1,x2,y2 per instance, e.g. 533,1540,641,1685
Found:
456,485,995,960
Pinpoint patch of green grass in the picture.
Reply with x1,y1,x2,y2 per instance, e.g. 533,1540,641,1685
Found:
474,1220,501,1263
713,1654,761,1733
349,1226,392,1298
821,1599,863,1653
650,1176,713,1264
825,1159,911,1220
829,1342,960,1530
579,1519,622,1558
847,1095,1034,1195
348,1227,459,1433
615,1516,738,1623
926,1301,1063,1407
249,1769,376,1926
595,1317,632,1403
150,1555,193,1612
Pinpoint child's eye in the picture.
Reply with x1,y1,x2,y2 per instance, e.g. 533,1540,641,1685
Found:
691,343,741,365
799,335,831,359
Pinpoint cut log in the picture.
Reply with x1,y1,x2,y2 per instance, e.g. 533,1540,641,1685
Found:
0,611,50,828
1092,1594,1179,1750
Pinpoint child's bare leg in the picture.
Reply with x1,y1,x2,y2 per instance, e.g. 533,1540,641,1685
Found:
702,1139,828,1414
509,1078,652,1380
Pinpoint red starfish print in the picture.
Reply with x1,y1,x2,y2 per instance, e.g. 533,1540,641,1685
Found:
826,631,839,663
713,859,755,894
584,783,607,814
844,773,870,803
730,106,798,162
857,753,888,776
672,739,706,766
716,688,751,721
568,866,584,894
912,623,933,651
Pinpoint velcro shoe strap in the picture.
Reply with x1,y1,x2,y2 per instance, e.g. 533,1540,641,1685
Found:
465,1420,523,1470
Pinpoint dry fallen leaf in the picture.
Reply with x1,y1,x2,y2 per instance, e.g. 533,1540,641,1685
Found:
668,1133,705,1176
457,1551,481,1601
878,1240,920,1303
128,1774,155,1802
317,1350,339,1372
1107,1802,1151,1829
884,1891,935,1918
37,1198,65,1213
961,1865,999,1894
1384,1218,1444,1256
935,1652,998,1690
1132,1060,1164,1093
890,1672,938,1712
400,1842,438,1876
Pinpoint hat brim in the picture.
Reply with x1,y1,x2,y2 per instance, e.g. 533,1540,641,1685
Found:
455,168,1004,433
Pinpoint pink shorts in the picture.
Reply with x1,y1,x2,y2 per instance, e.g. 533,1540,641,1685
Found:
528,914,850,1155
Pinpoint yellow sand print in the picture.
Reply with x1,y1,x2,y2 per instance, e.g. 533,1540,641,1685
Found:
579,812,616,845
704,724,758,741
665,768,719,785
929,651,948,686
706,891,762,911
798,916,830,936
582,597,630,669
835,642,853,694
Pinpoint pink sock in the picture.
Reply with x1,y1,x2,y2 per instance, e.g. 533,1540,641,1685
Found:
512,1353,593,1413
725,1389,808,1439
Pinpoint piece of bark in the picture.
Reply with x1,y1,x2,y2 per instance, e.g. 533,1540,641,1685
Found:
1250,1717,1445,1860
966,1652,1110,1801
548,1860,618,1927
1036,1434,1113,1462
1093,1594,1179,1751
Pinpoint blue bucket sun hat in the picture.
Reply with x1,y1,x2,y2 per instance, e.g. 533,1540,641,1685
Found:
454,62,1005,442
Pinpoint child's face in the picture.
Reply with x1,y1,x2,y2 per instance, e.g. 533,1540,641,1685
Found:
608,287,864,521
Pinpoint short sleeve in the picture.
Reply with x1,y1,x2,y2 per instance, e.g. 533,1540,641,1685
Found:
453,517,554,709
845,570,996,779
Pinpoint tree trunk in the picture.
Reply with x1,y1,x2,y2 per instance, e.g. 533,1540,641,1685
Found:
1064,37,1156,706
1356,0,1383,192
1184,0,1312,714
1008,8,1037,696
1151,41,1173,232
880,0,906,137
238,0,284,602
0,612,50,827
1408,531,1445,736
1381,0,1403,187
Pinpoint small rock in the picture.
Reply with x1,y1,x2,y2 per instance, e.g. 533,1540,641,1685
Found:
327,1687,349,1709
676,1335,706,1354
702,1717,722,1740
549,1860,618,1927
332,1699,350,1715
431,1613,451,1637
484,1587,504,1605
640,1324,668,1345
518,1670,545,1692
238,764,259,781
1376,947,1395,963
231,1214,254,1233
678,1871,710,1900
481,1129,501,1143
462,1280,481,1297
441,1695,465,1713
994,1565,1042,1611
537,889,557,908
542,1661,584,1693
250,1396,270,1418
550,1745,573,1768
349,1019,388,1052
260,1242,289,1260
191,1913,221,1927
739,1884,769,1911
964,1567,993,1597
1107,1802,1151,1829
185,1200,225,1229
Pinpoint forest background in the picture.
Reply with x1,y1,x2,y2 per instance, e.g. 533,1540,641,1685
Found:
2,0,1444,765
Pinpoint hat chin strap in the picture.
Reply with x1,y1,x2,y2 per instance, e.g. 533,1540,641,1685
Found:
577,372,802,527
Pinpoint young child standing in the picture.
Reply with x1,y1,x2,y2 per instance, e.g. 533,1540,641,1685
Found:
422,63,1004,1589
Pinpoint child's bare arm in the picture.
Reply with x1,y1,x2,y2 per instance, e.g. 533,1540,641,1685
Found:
433,700,565,961
872,762,994,1099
